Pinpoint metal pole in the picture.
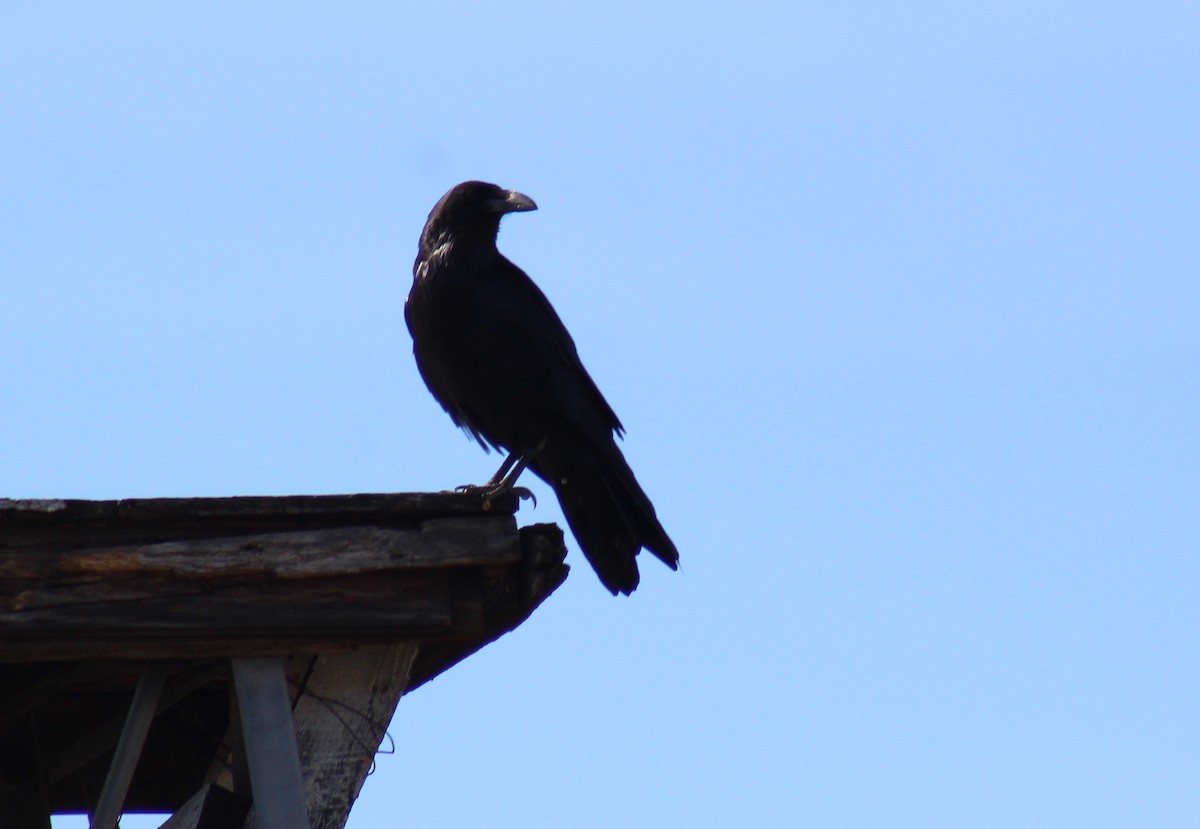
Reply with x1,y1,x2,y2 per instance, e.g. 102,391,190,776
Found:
231,657,310,829
89,661,169,829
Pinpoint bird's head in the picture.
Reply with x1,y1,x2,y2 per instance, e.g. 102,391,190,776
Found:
420,181,537,249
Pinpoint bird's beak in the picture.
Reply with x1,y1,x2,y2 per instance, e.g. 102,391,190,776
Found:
494,190,538,214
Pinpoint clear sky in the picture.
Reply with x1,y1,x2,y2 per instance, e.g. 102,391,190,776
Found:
5,2,1196,827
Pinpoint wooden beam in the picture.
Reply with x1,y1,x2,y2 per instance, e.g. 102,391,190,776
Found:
204,644,419,829
1,575,453,663
0,493,537,663
285,644,419,829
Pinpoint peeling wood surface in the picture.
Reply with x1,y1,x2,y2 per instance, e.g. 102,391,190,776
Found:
1,518,518,580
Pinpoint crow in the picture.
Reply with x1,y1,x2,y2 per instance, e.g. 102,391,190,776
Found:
405,181,679,595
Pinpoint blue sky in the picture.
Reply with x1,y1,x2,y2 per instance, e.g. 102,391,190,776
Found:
4,2,1196,827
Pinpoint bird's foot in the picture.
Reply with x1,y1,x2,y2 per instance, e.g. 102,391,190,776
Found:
503,486,537,508
454,444,544,509
455,482,537,511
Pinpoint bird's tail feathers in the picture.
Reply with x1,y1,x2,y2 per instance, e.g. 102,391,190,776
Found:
533,432,678,596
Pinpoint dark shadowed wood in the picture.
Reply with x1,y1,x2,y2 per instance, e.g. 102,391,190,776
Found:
0,571,453,663
408,523,568,692
45,664,228,786
0,772,50,829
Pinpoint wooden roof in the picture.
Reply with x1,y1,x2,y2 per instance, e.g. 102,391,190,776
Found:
0,492,567,827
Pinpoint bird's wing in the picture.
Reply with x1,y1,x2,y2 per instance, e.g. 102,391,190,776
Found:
483,256,624,433
415,255,621,454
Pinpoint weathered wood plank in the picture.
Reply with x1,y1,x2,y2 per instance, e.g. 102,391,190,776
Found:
59,518,517,576
2,573,450,627
0,491,516,530
0,517,518,580
0,510,525,663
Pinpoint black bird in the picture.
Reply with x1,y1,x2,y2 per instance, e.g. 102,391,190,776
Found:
405,181,679,595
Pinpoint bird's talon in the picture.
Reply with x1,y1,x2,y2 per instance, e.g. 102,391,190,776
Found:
454,482,532,509
512,486,537,507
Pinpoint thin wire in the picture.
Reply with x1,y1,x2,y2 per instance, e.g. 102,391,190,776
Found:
287,678,396,776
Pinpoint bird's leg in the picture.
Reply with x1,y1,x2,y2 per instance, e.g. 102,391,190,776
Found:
455,451,519,494
483,442,544,507
483,452,520,489
488,438,547,497
494,452,531,491
456,439,547,509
